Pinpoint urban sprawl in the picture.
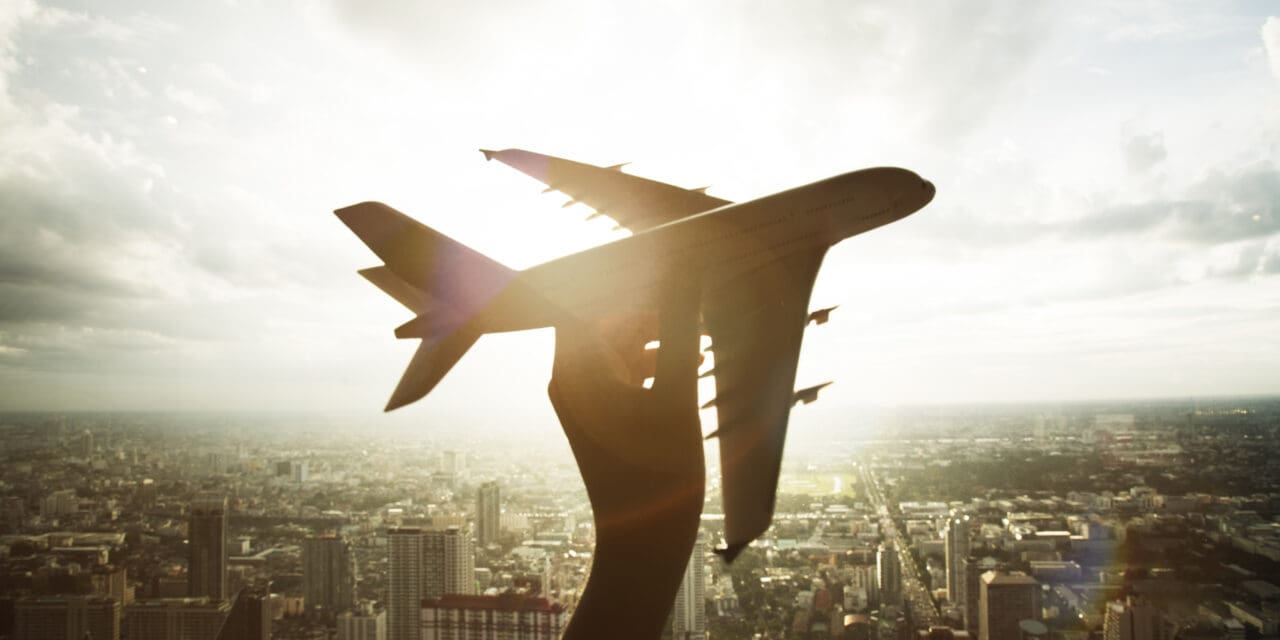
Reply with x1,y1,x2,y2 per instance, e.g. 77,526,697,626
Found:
1,397,1278,640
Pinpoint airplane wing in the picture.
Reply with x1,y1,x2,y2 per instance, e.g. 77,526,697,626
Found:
702,248,827,561
481,148,730,232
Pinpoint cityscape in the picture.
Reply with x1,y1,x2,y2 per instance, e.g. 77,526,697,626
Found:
2,1,1279,639
2,396,1278,639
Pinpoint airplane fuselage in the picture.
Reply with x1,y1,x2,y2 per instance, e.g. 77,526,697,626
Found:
478,167,934,331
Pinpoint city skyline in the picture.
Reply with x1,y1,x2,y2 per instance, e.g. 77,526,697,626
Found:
1,398,1278,638
0,2,1278,424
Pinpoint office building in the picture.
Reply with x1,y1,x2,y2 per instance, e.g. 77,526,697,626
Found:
304,534,356,614
878,541,902,608
477,481,501,547
124,597,230,640
1104,598,1166,640
188,496,228,600
14,596,120,640
421,594,566,640
979,572,1040,640
672,531,708,639
945,518,970,604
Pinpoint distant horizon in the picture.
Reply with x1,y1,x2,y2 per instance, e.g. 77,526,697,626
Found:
4,391,1277,416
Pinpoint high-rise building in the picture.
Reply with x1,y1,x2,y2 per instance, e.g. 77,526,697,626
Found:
421,594,566,640
217,588,271,640
436,526,475,597
188,496,228,600
304,534,356,614
91,565,131,605
80,429,94,458
14,595,121,640
945,518,970,604
339,603,387,640
440,450,464,475
124,597,230,640
477,481,501,547
1103,598,1166,640
388,526,476,640
672,531,708,639
979,572,1040,640
0,495,25,529
388,528,426,640
41,488,77,519
137,478,156,509
963,556,981,633
877,542,902,609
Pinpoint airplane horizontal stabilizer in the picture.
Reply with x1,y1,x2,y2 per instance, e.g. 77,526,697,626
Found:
336,202,517,315
359,266,431,312
386,330,481,412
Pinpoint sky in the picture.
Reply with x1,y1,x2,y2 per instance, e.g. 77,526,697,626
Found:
0,1,1278,428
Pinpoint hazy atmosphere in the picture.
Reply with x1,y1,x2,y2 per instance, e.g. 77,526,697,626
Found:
2,0,1278,420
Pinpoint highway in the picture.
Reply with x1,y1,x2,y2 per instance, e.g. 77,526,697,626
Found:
858,461,941,628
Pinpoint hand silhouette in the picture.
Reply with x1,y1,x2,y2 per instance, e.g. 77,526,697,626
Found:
548,284,705,640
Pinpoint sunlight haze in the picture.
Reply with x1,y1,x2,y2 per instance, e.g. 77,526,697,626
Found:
1,1,1277,425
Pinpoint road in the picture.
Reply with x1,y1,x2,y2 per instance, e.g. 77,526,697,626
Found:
858,461,940,628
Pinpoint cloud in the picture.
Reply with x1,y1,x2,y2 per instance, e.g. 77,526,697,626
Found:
164,84,222,115
0,5,218,375
910,157,1280,250
1121,130,1166,173
1071,161,1280,244
1263,16,1280,80
1107,20,1186,43
1264,250,1280,274
896,3,1052,139
326,1,1055,146
1204,241,1280,280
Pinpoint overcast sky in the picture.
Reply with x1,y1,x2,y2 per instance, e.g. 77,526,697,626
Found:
1,1,1277,428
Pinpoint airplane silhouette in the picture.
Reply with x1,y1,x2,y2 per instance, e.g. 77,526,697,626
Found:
337,149,934,559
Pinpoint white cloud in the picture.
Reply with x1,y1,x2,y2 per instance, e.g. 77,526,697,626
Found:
164,85,222,115
1121,130,1167,174
1263,16,1280,80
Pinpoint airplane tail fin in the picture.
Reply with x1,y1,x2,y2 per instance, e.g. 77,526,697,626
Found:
336,201,520,411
